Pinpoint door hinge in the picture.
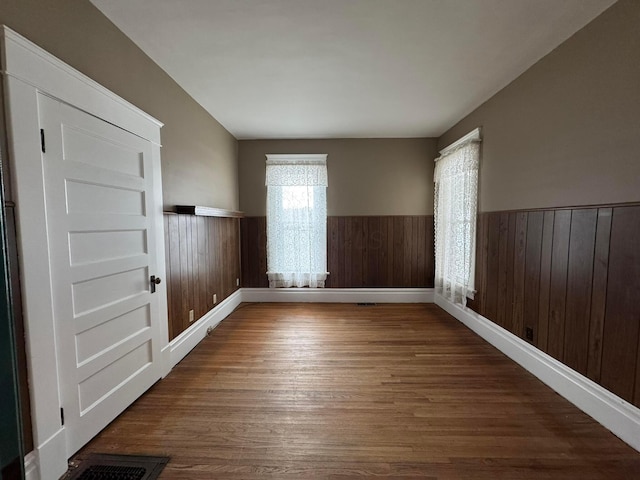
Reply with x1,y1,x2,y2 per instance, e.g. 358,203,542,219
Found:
60,407,64,426
40,129,45,153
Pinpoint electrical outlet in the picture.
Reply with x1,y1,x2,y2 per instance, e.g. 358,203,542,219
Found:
525,326,534,341
213,293,217,304
236,277,240,286
189,309,195,323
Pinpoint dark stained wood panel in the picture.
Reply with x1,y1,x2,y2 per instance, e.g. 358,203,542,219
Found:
424,215,435,288
587,208,612,383
241,216,435,289
352,216,364,286
503,213,517,333
496,212,510,330
536,210,555,352
547,210,571,360
392,216,405,287
523,211,543,344
600,206,640,405
164,213,241,340
471,203,640,407
468,212,489,314
563,209,597,375
178,214,192,336
484,213,501,322
511,212,528,339
240,217,268,288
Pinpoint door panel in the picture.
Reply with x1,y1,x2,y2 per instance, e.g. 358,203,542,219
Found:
39,94,163,455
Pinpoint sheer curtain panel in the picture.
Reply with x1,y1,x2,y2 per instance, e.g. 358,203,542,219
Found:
266,154,328,288
434,129,480,305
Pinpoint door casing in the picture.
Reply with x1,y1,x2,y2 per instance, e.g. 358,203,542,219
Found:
1,26,168,480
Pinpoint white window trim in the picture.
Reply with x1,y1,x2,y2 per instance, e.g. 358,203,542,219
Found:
436,127,482,159
434,128,481,304
265,154,328,288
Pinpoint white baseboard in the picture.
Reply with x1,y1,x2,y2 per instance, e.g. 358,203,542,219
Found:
434,293,640,452
24,451,38,480
168,289,242,369
241,287,434,303
29,426,67,480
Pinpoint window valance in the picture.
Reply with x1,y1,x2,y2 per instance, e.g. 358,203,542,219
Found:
265,154,328,187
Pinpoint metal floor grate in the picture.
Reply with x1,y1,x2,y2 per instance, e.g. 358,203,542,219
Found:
76,465,146,480
67,454,168,480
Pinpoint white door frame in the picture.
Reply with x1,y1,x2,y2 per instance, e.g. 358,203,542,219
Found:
1,26,169,480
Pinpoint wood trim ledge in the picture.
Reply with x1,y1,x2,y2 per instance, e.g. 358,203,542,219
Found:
174,205,244,218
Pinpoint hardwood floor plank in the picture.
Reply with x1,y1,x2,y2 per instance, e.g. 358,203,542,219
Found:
76,303,640,479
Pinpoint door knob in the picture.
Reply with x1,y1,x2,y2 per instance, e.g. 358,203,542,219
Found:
150,275,161,293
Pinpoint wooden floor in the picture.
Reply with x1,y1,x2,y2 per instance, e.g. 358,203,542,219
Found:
75,303,640,479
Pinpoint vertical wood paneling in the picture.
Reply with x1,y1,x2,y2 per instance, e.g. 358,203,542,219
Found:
600,206,640,405
502,213,517,332
167,215,181,340
241,216,435,288
344,218,354,287
484,213,501,322
163,217,172,338
378,217,389,287
352,217,364,286
537,211,555,352
425,215,435,288
472,203,640,407
198,216,209,316
362,217,371,286
512,212,528,339
165,214,241,340
586,208,612,383
496,212,509,329
468,213,489,314
563,209,597,375
392,217,404,287
523,211,544,344
547,210,571,360
337,217,346,287
240,217,268,288
327,217,339,288
415,216,425,286
210,217,219,309
191,215,200,318
402,217,413,286
178,215,190,334
240,216,250,287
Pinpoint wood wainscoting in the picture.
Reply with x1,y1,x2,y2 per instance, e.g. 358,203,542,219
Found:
472,203,640,408
241,215,435,288
163,213,241,340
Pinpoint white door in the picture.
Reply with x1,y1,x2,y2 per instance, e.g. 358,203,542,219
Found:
38,94,164,455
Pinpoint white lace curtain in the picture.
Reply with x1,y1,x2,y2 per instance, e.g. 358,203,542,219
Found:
434,132,480,305
266,155,328,288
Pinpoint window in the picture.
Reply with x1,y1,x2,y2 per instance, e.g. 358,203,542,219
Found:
265,154,328,288
434,128,481,305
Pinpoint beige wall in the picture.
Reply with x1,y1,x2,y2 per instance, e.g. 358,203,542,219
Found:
439,0,640,213
238,138,437,216
0,0,238,210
